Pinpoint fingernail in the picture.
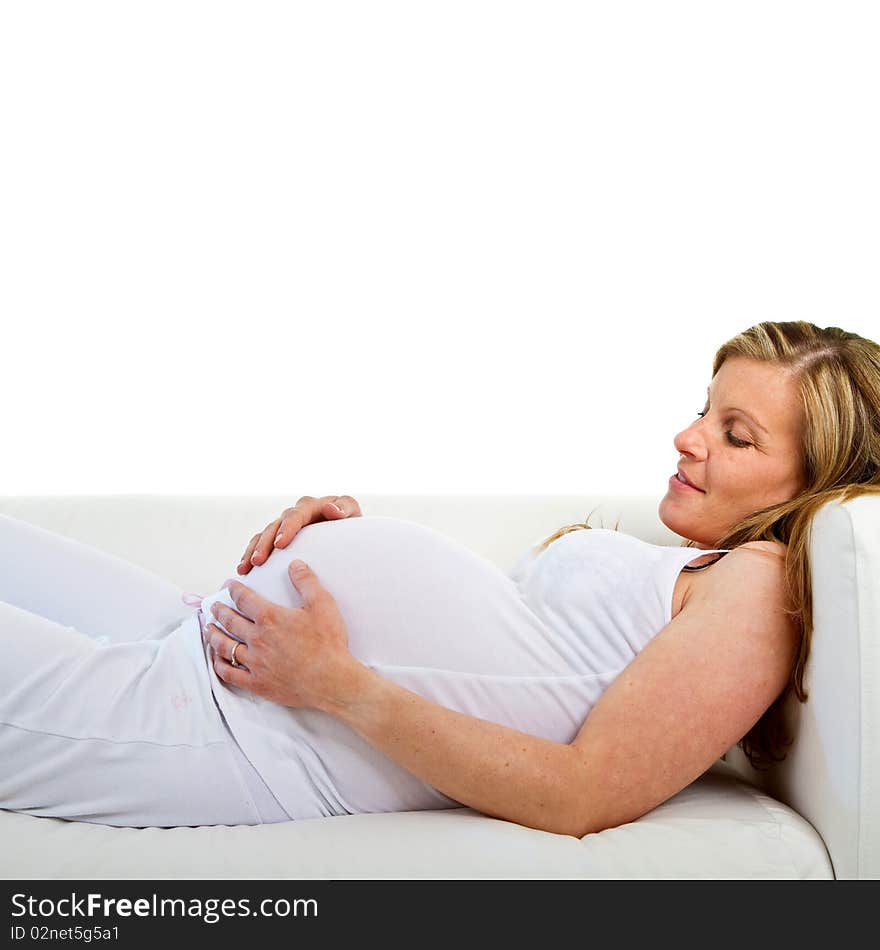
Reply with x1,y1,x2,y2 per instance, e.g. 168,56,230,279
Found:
274,533,283,545
251,552,260,562
333,504,344,514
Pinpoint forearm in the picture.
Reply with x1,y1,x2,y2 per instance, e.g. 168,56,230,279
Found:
322,662,591,837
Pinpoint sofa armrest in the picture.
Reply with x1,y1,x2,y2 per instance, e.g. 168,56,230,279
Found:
720,495,880,879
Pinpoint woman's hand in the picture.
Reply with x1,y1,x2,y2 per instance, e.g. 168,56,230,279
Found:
205,561,365,710
237,494,363,574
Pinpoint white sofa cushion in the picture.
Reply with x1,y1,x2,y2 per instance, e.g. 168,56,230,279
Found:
1,768,830,880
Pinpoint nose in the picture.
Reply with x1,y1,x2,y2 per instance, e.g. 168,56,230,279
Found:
673,417,707,460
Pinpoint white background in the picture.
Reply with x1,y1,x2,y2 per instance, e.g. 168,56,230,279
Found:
1,1,877,498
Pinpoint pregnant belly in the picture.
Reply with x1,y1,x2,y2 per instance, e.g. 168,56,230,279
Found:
225,515,577,677
197,516,615,817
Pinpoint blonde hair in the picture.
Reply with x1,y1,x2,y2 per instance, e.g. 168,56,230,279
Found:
538,321,880,770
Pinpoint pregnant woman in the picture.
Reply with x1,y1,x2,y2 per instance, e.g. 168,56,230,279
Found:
1,320,878,835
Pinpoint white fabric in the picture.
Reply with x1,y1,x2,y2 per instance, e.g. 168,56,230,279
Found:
0,512,278,827
198,518,728,820
742,496,880,880
0,492,860,879
0,768,831,880
0,508,724,827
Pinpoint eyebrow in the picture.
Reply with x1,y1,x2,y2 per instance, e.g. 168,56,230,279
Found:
706,386,770,436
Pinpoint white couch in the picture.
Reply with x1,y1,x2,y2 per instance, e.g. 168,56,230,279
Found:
1,492,877,880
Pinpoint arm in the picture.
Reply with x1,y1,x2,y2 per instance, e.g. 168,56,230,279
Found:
566,542,798,834
209,544,797,838
321,543,798,837
326,665,592,837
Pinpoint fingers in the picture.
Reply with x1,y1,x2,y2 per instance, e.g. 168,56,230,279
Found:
207,596,252,643
250,517,291,567
238,524,279,574
206,626,252,686
239,500,308,571
205,623,249,667
287,559,327,608
223,579,273,627
238,494,358,574
330,495,360,517
272,500,317,551
213,654,250,686
240,500,313,571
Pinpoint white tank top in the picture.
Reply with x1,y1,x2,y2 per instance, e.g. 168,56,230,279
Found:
188,517,729,820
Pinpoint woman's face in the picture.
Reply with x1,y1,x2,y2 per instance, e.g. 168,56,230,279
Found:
658,356,807,548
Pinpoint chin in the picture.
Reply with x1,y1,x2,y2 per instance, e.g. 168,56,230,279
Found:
658,497,711,547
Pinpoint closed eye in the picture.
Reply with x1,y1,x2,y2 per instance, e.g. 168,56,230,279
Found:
695,410,753,448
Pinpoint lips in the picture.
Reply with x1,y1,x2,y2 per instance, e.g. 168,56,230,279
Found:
676,467,704,492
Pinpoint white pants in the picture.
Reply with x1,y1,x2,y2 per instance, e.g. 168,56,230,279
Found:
0,511,289,827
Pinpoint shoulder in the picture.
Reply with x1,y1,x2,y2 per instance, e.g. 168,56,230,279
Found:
690,540,794,631
734,539,788,560
705,540,788,588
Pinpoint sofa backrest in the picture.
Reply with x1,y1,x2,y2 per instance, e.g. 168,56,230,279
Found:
1,491,876,879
